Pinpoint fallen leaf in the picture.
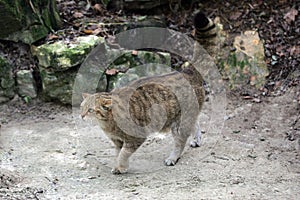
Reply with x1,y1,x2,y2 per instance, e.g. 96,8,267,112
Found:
93,4,103,14
243,96,253,100
229,11,242,20
106,69,118,75
73,11,84,19
48,33,59,40
92,28,102,35
284,8,298,24
83,29,93,34
73,23,81,28
289,46,300,56
275,81,282,88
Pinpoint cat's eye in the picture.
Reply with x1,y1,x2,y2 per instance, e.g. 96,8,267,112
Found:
101,106,109,111
88,108,94,113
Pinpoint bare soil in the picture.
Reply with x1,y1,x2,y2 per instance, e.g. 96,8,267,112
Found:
1,85,299,199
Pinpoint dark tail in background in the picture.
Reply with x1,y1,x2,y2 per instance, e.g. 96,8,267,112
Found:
193,12,217,40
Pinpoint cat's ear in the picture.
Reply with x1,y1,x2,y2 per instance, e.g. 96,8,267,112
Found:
82,93,90,99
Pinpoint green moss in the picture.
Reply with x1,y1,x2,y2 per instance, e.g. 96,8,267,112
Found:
37,36,103,70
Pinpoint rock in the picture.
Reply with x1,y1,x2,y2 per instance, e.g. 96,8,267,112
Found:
0,0,61,44
0,56,15,103
222,30,269,88
35,35,170,104
40,67,77,104
36,35,104,70
108,51,171,90
35,35,105,104
16,70,37,98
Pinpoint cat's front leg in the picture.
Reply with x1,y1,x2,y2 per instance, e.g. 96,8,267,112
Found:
111,138,123,158
111,139,145,174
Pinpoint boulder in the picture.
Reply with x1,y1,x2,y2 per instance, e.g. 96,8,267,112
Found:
40,67,77,104
35,35,105,104
222,30,269,88
107,50,171,90
16,70,37,98
0,56,15,103
0,0,61,44
36,35,104,70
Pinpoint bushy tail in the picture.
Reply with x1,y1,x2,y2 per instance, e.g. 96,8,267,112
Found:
193,12,217,40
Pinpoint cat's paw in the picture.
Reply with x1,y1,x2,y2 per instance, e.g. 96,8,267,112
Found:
190,140,201,148
111,167,128,174
164,158,179,166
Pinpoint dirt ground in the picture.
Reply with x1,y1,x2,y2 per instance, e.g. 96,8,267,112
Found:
1,84,299,199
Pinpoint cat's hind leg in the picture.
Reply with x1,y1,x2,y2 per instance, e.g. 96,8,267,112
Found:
165,124,189,166
190,121,202,148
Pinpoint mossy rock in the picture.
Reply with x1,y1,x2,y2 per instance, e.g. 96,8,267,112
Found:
37,36,106,104
16,70,37,98
221,30,269,88
0,56,15,103
40,68,77,104
36,36,104,71
108,51,171,90
0,0,61,44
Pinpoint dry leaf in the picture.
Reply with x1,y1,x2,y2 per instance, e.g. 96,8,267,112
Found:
289,46,300,56
92,28,102,35
93,4,103,14
48,33,59,40
106,69,118,75
229,11,242,20
284,8,298,24
83,29,93,34
243,96,253,100
73,11,84,19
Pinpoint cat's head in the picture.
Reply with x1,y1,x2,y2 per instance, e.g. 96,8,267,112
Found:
80,93,112,121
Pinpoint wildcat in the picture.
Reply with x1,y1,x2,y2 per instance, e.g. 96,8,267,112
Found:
80,11,215,174
80,65,204,174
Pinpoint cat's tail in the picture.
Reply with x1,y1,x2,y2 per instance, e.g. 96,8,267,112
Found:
193,11,217,41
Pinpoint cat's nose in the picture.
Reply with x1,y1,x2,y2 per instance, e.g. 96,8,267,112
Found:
80,114,85,119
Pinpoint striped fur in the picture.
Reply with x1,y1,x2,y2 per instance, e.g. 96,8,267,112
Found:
193,12,217,51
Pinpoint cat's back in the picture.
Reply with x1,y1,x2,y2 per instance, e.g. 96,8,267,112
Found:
111,67,204,131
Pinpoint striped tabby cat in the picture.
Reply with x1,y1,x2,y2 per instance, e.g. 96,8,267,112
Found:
80,12,213,174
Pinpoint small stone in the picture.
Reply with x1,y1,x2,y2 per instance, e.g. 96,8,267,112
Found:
232,130,240,134
16,70,37,98
260,137,266,141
